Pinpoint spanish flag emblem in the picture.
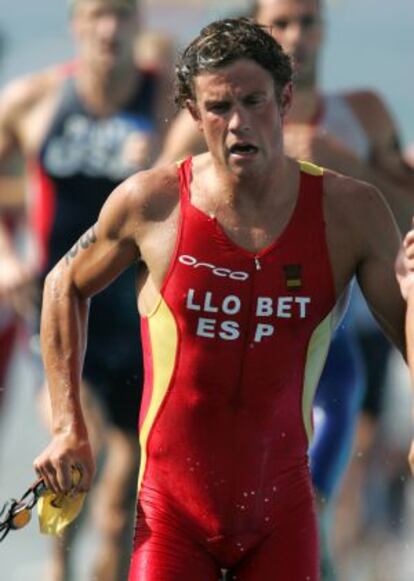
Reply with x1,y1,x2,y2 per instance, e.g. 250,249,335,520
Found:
283,264,302,290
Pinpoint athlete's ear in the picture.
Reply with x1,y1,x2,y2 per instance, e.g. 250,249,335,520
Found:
186,100,203,132
279,82,293,118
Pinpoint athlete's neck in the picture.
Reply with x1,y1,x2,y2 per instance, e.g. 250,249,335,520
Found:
212,154,293,210
285,86,322,126
75,60,139,116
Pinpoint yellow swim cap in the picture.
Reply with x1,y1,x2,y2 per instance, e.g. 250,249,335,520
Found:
37,467,86,536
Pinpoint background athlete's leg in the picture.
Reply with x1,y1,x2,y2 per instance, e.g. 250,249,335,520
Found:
83,351,142,581
91,427,140,581
310,324,365,580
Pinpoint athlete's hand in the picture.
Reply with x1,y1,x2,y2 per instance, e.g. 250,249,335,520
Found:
396,224,414,300
33,428,95,495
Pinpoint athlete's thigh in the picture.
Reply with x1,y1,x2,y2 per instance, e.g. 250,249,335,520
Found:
230,502,319,581
129,509,221,581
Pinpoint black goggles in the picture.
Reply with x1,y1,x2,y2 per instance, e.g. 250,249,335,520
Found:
0,479,46,542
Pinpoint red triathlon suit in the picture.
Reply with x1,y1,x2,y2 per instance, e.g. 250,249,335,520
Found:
130,158,339,580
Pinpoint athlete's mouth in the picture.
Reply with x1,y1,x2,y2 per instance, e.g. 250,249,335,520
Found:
99,40,120,55
229,143,259,156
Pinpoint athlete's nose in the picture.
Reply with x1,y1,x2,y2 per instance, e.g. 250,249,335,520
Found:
228,106,250,133
97,12,122,40
277,22,304,54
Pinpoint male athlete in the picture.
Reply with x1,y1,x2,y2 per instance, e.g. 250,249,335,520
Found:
34,17,407,581
0,0,172,578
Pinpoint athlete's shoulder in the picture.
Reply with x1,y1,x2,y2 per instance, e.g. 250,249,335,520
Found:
342,88,388,109
135,31,175,74
0,63,66,119
323,168,394,229
110,162,181,226
322,169,399,273
324,166,383,201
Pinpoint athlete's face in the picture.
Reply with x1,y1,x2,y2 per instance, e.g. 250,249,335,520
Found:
188,59,292,178
71,0,137,71
255,0,322,88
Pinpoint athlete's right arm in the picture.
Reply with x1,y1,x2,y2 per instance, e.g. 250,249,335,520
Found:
33,166,178,494
33,177,143,494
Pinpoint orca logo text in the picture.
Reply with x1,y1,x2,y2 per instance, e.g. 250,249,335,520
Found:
178,255,249,281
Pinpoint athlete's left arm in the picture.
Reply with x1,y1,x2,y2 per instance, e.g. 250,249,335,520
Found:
352,180,406,356
353,181,414,475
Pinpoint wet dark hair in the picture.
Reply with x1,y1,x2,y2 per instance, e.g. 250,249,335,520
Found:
175,17,292,109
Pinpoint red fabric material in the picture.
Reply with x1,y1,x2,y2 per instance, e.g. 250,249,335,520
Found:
130,474,319,580
133,157,334,575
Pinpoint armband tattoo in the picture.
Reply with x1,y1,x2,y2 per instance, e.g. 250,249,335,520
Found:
65,225,97,264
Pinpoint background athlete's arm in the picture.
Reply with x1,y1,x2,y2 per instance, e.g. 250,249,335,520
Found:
284,91,414,233
0,78,27,209
404,291,414,387
33,178,143,495
155,109,205,166
396,227,414,380
395,226,414,474
0,76,38,312
352,180,406,354
403,288,414,474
